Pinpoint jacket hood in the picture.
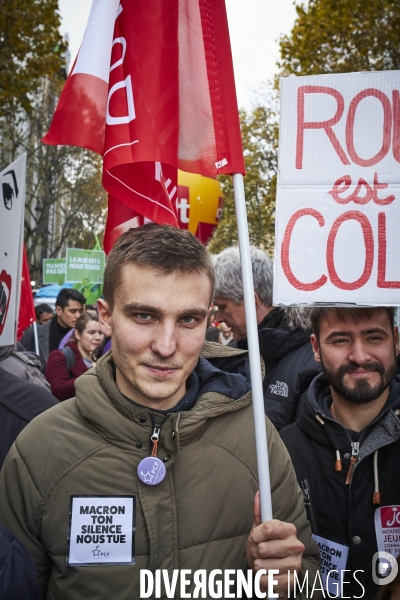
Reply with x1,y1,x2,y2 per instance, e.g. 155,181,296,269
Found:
74,343,253,452
234,307,312,362
195,356,250,399
257,326,312,362
200,339,254,386
0,345,14,362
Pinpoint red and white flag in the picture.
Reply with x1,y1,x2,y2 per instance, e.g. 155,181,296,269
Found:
17,245,36,341
43,0,244,248
103,161,177,253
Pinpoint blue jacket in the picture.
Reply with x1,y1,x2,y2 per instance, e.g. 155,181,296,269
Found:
0,524,41,599
0,366,58,467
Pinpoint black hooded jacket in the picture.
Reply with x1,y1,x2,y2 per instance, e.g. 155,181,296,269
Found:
280,372,400,599
0,524,41,599
0,366,58,467
233,308,317,429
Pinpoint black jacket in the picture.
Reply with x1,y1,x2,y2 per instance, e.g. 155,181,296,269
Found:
20,319,51,365
0,524,41,600
0,366,58,467
280,372,400,598
20,316,70,366
233,308,317,429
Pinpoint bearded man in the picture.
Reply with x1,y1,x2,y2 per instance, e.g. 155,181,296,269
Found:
280,306,400,598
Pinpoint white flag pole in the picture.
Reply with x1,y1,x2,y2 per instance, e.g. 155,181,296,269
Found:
232,173,273,523
33,321,40,357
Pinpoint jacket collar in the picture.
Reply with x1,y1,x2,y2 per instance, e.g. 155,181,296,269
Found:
297,372,400,451
66,341,90,376
75,348,253,453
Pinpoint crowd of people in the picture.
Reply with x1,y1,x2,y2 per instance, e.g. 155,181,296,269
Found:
0,224,399,599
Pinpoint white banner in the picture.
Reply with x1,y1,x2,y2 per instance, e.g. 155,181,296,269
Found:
274,70,400,306
375,505,400,558
67,496,135,566
312,534,349,594
0,154,26,345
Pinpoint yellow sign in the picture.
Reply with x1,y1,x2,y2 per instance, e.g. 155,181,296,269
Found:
177,171,224,244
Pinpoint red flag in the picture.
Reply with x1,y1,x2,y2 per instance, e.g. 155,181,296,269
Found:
17,245,36,341
43,0,244,243
103,161,178,252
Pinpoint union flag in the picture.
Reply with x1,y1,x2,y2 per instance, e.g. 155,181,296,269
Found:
43,0,244,250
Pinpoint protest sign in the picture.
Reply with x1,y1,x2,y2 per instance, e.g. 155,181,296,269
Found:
375,505,400,558
66,249,105,284
312,534,349,594
274,70,400,306
73,282,103,306
43,259,66,285
0,155,26,345
67,496,135,566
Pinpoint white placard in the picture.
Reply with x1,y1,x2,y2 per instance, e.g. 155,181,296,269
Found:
274,70,400,306
0,154,27,346
67,496,135,566
375,505,400,558
312,534,349,593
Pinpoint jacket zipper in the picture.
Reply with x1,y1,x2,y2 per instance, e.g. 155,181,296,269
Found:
316,410,388,485
150,414,166,456
300,479,318,534
345,441,359,485
151,422,161,443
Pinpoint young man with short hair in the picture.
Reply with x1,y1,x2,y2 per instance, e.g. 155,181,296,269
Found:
21,288,86,364
35,303,54,325
0,226,320,599
281,306,400,597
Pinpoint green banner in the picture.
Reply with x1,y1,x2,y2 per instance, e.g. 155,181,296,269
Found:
73,282,103,305
66,248,105,284
43,259,66,285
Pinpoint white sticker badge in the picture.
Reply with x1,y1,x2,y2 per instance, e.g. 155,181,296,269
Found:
67,496,135,566
375,505,400,559
312,534,349,594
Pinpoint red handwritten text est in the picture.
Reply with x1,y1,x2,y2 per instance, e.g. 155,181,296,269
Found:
328,173,395,206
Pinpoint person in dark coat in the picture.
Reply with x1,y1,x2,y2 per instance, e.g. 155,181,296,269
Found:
280,306,400,598
213,246,317,429
0,365,58,467
0,342,51,390
21,288,86,365
45,313,103,401
35,303,54,325
0,524,41,599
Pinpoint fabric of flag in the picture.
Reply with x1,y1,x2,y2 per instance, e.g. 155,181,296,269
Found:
17,245,36,341
43,0,244,244
104,195,143,255
103,161,177,253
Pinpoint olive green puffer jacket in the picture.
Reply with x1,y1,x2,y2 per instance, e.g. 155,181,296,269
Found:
0,346,320,599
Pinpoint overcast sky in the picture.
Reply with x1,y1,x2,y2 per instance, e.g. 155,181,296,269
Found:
58,0,298,108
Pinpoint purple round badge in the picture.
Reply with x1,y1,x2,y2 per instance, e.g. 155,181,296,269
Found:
138,457,166,486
